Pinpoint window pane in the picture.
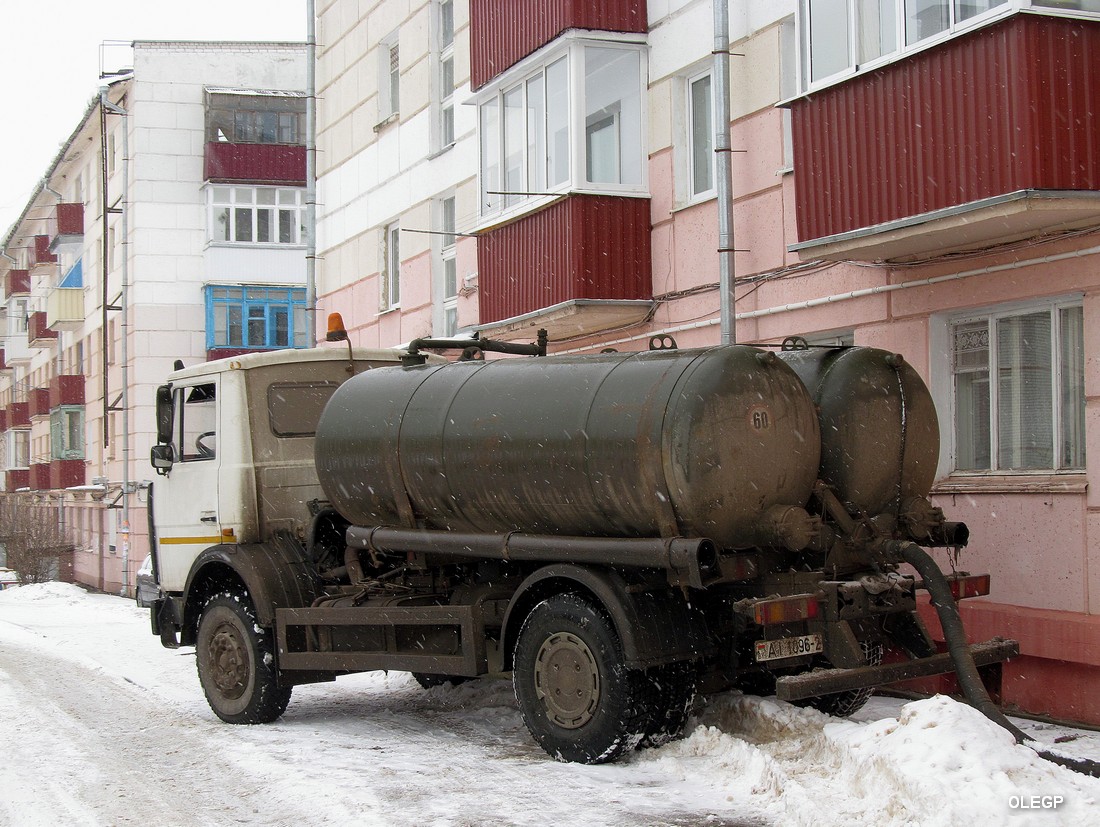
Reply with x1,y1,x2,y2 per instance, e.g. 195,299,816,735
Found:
214,207,230,241
1060,306,1086,468
997,312,1053,470
212,186,231,202
584,48,641,186
809,0,851,81
271,306,290,347
906,0,949,45
228,306,243,346
503,85,525,206
955,0,1008,23
441,54,454,95
248,305,267,347
389,43,401,113
279,210,295,244
441,0,454,47
234,208,253,242
954,322,990,471
444,305,458,337
858,0,897,62
527,76,546,194
690,74,713,196
442,196,456,249
444,257,457,299
480,99,500,212
442,104,455,146
546,58,569,187
268,382,339,437
233,188,254,203
257,208,273,243
294,304,308,347
213,304,228,346
256,189,276,205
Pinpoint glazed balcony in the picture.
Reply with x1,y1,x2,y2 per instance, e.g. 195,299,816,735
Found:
28,311,59,347
470,0,647,89
49,375,85,408
204,143,306,185
789,14,1100,261
7,402,29,429
47,203,84,255
28,388,50,420
4,269,30,298
29,235,57,267
476,194,653,340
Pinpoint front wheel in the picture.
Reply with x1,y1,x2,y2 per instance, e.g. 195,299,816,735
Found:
513,594,654,764
196,592,291,724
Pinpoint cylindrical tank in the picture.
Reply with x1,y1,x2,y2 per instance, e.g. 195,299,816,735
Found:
776,347,939,516
315,346,821,549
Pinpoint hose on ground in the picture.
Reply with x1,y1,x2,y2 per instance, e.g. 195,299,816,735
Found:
896,541,1100,778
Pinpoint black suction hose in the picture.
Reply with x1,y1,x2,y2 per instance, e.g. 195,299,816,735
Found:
897,541,1100,777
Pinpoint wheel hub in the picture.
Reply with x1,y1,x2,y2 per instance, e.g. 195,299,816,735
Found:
533,631,600,729
208,623,249,699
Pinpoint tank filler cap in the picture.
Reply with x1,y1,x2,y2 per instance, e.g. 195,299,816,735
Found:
885,353,906,367
755,351,777,365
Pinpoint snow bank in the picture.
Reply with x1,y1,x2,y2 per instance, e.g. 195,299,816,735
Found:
0,581,90,604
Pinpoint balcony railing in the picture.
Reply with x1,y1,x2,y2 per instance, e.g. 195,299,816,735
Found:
29,463,50,490
51,459,85,489
28,311,59,346
7,402,29,429
49,375,85,408
47,203,84,255
4,269,30,298
47,287,84,331
204,142,306,185
29,388,50,419
30,235,57,267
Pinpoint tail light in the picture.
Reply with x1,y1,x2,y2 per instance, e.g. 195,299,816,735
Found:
752,593,821,625
947,573,990,600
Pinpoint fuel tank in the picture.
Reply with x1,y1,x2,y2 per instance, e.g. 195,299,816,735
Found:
315,346,821,549
776,346,939,516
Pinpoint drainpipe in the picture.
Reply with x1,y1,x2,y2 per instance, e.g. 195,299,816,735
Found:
306,0,318,341
713,0,736,345
101,89,131,598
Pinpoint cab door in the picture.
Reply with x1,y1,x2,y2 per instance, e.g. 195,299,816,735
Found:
153,379,221,592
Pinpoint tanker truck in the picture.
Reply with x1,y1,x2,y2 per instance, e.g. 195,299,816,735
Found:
145,327,1018,763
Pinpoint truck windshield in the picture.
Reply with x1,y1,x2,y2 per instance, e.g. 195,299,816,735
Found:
268,381,339,437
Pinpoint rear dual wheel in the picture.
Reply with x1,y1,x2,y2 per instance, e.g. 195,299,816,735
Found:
513,593,695,763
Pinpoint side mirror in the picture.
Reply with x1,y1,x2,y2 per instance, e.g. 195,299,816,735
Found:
156,385,174,445
150,443,175,476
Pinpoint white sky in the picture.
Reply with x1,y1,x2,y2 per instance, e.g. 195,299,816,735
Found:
0,0,307,240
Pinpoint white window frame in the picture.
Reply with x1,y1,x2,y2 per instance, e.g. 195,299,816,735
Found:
207,186,305,246
431,0,456,153
379,31,401,124
686,68,715,201
433,195,459,336
796,1,1096,93
473,33,648,227
4,430,29,471
6,297,28,336
381,222,401,311
933,296,1085,476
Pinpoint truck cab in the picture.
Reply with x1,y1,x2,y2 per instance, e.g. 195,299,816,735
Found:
148,347,417,625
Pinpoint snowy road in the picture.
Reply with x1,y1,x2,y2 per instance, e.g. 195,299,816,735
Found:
1,583,1099,827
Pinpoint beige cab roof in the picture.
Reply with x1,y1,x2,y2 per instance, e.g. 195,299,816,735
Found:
166,346,438,383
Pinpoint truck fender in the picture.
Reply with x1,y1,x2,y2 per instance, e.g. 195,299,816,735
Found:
500,564,712,671
177,533,321,645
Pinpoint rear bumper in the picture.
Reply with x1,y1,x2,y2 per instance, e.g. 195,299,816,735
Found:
774,637,1019,701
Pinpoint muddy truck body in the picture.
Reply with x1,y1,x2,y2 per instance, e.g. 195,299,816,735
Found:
147,337,1017,763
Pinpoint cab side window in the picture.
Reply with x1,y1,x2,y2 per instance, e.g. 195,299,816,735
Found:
177,383,217,461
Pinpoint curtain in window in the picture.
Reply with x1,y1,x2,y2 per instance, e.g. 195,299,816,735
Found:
1060,306,1085,468
997,312,1053,470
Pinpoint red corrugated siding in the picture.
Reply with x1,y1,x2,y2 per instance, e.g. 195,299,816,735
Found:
49,375,85,408
470,0,647,90
792,14,1100,242
4,269,29,297
6,470,29,491
50,459,85,489
204,143,306,185
31,235,57,265
29,464,50,490
28,388,50,418
28,312,58,344
7,403,29,429
478,195,651,324
48,203,84,239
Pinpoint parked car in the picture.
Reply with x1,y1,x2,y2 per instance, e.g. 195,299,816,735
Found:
135,556,158,608
0,568,18,590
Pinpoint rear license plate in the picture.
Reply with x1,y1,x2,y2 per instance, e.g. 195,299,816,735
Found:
755,634,823,662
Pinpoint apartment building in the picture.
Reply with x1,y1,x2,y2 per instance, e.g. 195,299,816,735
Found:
314,0,1100,725
0,40,307,594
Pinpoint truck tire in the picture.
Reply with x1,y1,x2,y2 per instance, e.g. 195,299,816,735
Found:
196,592,292,724
513,593,655,763
639,661,697,748
800,640,883,718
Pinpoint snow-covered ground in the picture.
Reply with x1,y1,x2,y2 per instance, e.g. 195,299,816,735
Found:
1,582,1098,827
